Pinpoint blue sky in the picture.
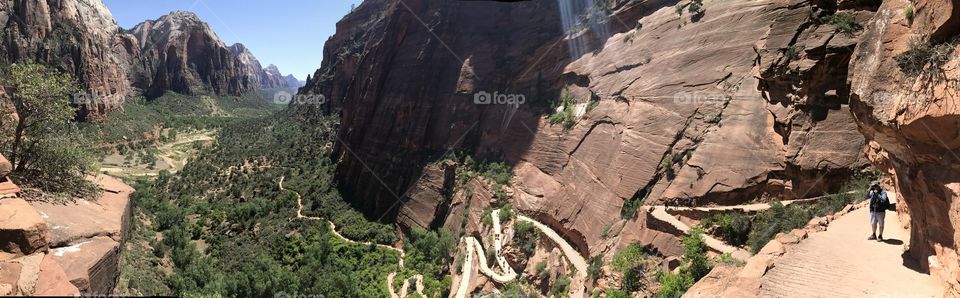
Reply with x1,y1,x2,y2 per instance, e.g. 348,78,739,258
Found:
103,0,364,80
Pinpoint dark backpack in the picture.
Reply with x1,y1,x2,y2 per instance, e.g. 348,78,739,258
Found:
869,191,889,212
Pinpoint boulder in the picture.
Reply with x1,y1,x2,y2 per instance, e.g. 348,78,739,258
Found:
0,198,49,258
757,240,785,256
33,254,79,296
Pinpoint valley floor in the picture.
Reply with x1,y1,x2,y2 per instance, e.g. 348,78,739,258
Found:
759,207,940,297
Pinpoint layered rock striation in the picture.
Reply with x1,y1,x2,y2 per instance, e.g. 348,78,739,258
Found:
302,0,874,256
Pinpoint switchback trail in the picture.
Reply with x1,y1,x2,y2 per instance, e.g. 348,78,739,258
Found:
759,206,941,297
278,177,421,297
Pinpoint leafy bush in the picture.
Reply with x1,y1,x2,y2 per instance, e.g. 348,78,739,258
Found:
701,212,751,246
548,92,577,129
820,13,862,35
611,242,647,273
513,221,540,257
551,277,571,297
622,264,647,292
655,271,694,298
587,255,604,281
746,201,810,253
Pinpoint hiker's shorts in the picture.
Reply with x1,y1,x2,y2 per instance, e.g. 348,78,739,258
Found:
870,211,886,226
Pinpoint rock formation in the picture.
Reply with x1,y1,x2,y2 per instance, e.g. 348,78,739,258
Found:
846,0,960,294
0,166,132,295
284,74,304,89
125,11,254,99
0,2,290,120
301,0,872,257
228,43,290,90
0,0,132,121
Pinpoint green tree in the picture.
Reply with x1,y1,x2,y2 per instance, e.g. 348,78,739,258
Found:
1,63,96,196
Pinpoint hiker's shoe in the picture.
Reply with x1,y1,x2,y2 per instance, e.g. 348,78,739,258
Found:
868,234,877,240
878,235,884,241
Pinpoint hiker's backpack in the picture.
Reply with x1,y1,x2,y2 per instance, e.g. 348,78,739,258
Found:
869,191,890,212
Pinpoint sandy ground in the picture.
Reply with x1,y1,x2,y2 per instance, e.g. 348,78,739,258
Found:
759,207,941,297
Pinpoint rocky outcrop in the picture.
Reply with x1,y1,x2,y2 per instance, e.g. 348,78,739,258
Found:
228,43,290,89
303,0,872,256
846,0,960,294
0,0,132,121
0,174,132,295
126,11,255,99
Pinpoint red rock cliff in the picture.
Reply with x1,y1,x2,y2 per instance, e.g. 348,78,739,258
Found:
303,0,874,254
847,0,960,293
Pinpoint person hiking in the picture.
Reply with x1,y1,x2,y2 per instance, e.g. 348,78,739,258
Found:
867,183,890,241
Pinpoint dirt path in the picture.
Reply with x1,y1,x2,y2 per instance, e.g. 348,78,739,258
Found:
649,206,752,261
454,237,476,298
759,207,940,297
516,215,588,297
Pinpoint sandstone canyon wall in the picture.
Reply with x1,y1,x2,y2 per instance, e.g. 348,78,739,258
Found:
1,2,292,120
0,0,131,121
847,0,960,293
302,0,874,257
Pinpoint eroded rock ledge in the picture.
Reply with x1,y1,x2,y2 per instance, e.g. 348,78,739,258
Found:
0,158,132,296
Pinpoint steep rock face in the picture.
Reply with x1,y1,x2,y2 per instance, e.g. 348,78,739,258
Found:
228,43,289,89
0,0,132,121
304,0,872,255
127,11,253,98
847,0,960,293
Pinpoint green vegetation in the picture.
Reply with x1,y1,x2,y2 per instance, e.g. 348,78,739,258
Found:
587,255,604,281
820,13,862,35
621,189,648,219
125,111,404,296
655,228,711,297
0,63,97,198
700,212,751,246
786,45,803,60
688,0,704,14
548,92,576,129
513,221,540,257
81,90,283,148
551,276,571,297
904,4,915,23
895,37,957,78
611,242,648,274
396,228,455,297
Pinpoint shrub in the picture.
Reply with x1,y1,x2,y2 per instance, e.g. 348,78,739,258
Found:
682,228,711,280
622,264,647,292
703,212,750,246
607,289,631,298
587,255,604,281
611,243,647,273
820,13,862,35
548,92,577,129
904,4,914,23
746,201,810,253
655,271,694,298
551,277,571,297
688,0,704,13
895,37,956,78
514,221,540,257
